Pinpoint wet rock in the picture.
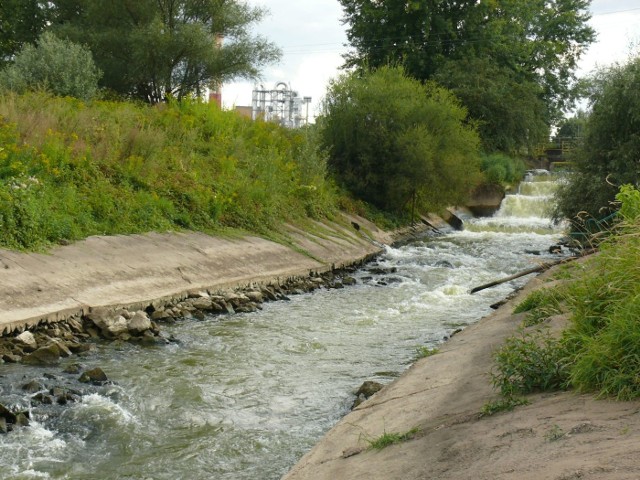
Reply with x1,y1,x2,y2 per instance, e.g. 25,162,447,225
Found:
127,311,152,335
356,380,384,398
342,276,357,286
22,380,44,393
49,338,72,357
2,353,21,363
63,363,83,374
235,303,258,314
66,317,85,333
0,403,17,424
22,343,61,365
79,367,108,385
352,381,384,409
32,393,53,405
0,417,6,434
67,343,93,355
368,267,397,275
14,413,29,427
15,331,37,351
261,288,278,301
435,260,454,269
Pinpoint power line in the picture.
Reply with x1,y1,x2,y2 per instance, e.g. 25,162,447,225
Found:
594,6,640,16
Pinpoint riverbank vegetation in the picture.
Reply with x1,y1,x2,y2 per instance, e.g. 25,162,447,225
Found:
492,185,640,401
554,54,640,226
0,92,337,249
318,66,481,214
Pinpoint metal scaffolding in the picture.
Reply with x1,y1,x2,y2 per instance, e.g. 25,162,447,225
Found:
252,82,311,128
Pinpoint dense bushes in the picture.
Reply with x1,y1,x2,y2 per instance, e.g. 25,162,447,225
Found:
319,66,481,214
480,153,526,186
0,92,336,249
554,55,640,224
0,32,102,100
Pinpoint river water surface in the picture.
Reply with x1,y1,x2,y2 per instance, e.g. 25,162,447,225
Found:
1,174,566,479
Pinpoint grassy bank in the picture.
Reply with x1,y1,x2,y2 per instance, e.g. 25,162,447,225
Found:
490,185,640,402
0,92,338,250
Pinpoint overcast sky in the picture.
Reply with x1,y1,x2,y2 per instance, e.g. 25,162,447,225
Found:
222,0,640,120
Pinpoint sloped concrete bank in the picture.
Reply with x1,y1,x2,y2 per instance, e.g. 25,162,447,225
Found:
0,214,439,340
0,215,440,344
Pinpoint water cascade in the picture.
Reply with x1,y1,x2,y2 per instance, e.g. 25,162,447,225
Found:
0,172,566,479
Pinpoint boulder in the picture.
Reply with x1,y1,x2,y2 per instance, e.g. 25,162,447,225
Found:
0,417,6,434
15,331,37,351
127,311,152,335
0,403,17,423
150,309,171,321
190,297,213,310
352,381,384,410
245,291,264,303
14,413,29,427
63,363,83,374
356,380,384,398
22,380,44,393
87,308,129,338
79,367,108,385
22,344,61,365
32,393,53,405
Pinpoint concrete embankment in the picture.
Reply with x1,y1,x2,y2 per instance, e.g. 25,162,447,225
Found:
0,214,405,336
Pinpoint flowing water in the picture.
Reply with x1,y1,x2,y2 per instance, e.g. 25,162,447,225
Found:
0,173,566,479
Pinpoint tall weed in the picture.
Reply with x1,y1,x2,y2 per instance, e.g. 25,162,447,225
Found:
0,92,337,249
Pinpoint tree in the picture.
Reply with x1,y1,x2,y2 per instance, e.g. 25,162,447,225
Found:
319,66,481,213
0,31,102,100
554,55,640,224
0,0,48,67
338,0,595,153
47,0,280,103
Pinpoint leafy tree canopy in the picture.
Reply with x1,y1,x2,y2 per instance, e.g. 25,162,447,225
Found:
37,0,281,103
339,0,595,153
554,55,640,224
0,0,48,67
319,65,481,213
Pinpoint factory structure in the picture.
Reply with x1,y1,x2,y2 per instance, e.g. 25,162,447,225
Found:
250,82,312,128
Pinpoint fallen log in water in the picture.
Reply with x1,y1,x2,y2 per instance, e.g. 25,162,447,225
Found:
470,249,596,294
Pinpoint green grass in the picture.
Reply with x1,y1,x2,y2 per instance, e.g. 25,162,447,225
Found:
0,92,339,250
365,427,421,450
415,346,439,359
480,396,529,417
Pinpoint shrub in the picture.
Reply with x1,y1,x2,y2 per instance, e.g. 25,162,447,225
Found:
491,328,569,397
0,32,102,100
319,65,481,214
480,153,526,185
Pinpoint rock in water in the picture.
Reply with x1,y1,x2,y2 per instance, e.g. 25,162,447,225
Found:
22,344,61,365
355,380,384,398
79,367,108,385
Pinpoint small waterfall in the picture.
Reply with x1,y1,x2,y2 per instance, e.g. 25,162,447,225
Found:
466,171,563,234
